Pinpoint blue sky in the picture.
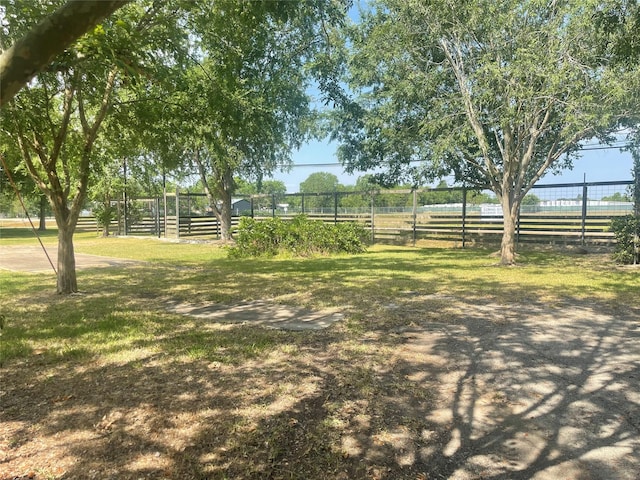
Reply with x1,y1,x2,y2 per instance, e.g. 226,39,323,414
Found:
268,1,635,194
271,140,635,193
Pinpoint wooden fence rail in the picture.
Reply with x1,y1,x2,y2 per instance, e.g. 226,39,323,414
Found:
76,179,635,247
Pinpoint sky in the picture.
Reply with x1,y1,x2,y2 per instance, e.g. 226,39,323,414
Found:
270,139,635,193
267,1,635,194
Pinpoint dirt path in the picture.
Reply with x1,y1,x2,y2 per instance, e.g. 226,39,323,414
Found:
0,245,140,273
382,298,640,479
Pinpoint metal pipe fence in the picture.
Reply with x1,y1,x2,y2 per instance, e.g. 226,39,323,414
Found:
80,179,635,247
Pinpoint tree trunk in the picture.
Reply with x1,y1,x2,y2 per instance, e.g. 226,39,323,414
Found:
499,194,519,265
0,0,129,106
38,194,47,231
218,187,233,242
56,222,78,294
500,212,518,265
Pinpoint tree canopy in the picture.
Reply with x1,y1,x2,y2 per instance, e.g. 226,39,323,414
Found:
300,172,341,194
0,0,191,292
1,0,350,289
137,0,348,240
333,0,640,263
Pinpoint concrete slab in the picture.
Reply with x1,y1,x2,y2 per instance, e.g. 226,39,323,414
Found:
165,299,344,331
0,245,139,273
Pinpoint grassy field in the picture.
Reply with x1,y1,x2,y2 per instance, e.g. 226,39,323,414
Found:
1,228,638,479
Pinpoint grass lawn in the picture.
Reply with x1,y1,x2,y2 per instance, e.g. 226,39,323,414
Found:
1,228,638,479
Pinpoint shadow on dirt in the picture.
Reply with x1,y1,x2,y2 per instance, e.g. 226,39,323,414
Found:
2,296,638,479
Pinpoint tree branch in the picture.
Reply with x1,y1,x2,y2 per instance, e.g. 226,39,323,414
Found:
440,37,502,193
70,66,119,222
0,0,130,107
51,79,75,166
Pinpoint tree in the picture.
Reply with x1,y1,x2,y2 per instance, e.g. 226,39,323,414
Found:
334,0,640,264
522,194,541,206
601,191,631,202
236,179,287,196
300,171,341,194
419,180,461,206
0,140,47,223
1,1,188,293
236,178,288,211
0,0,130,106
89,159,126,237
147,1,348,241
595,0,640,65
299,172,342,210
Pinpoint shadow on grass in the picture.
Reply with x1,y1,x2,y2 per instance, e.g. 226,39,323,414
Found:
125,247,639,314
1,246,639,478
1,300,638,479
0,227,59,241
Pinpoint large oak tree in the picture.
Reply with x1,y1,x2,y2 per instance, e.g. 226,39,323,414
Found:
334,0,640,264
150,0,349,241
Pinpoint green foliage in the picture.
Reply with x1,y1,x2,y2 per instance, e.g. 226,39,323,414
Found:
236,179,287,197
228,215,368,258
93,202,116,230
610,215,640,264
300,172,341,194
601,191,632,202
595,0,640,66
419,181,460,205
522,194,541,206
299,172,342,210
333,0,640,263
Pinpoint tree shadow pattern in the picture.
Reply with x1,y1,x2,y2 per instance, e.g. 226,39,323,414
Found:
1,291,639,479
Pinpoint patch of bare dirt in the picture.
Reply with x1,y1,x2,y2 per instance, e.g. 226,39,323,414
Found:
1,298,639,479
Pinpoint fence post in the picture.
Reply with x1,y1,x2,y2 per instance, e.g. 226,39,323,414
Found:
371,191,375,244
163,190,168,238
155,197,160,238
175,189,180,239
116,199,122,236
462,187,467,248
634,158,640,217
123,190,128,235
412,189,417,247
334,192,338,225
250,196,255,218
581,180,588,246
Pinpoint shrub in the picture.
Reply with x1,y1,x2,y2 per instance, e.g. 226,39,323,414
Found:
93,203,116,236
228,217,285,258
228,215,368,258
610,215,640,264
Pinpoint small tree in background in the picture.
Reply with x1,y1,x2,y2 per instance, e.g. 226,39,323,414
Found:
93,202,116,237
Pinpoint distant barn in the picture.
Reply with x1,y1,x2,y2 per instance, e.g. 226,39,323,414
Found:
232,198,251,216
